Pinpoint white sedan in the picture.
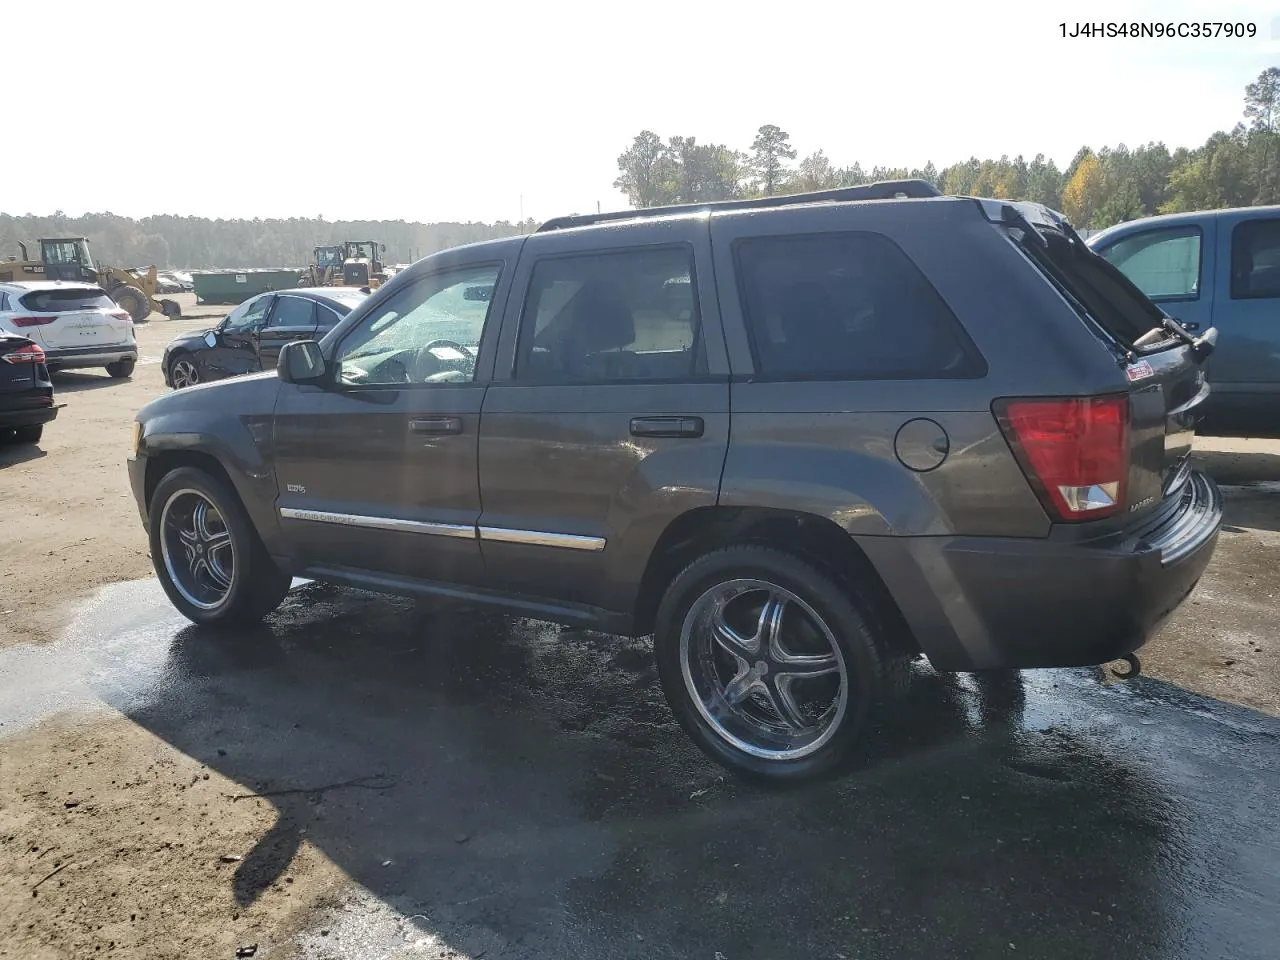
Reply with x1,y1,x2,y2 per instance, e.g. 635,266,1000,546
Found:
0,281,139,377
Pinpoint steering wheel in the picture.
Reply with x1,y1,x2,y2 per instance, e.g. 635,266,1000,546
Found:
422,339,474,359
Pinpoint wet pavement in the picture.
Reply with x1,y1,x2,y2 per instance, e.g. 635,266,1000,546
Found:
2,578,1280,959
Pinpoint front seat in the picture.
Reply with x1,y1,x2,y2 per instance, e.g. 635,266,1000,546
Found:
558,281,638,380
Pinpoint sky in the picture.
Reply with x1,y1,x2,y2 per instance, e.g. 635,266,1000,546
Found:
4,0,1278,225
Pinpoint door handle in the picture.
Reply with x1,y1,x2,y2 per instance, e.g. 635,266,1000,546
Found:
629,416,704,438
409,416,464,436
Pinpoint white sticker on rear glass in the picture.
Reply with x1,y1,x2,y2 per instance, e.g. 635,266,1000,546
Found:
1126,360,1154,382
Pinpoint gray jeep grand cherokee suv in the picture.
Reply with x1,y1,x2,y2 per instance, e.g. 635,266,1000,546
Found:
128,181,1222,781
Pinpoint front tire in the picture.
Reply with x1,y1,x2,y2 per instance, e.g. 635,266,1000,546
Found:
148,466,290,625
106,359,136,379
169,353,199,389
654,546,887,782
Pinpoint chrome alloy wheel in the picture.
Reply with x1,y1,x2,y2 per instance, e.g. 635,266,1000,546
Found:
159,489,235,610
171,358,199,388
679,579,848,761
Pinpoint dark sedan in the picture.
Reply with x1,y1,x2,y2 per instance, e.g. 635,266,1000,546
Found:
0,333,57,443
163,288,368,389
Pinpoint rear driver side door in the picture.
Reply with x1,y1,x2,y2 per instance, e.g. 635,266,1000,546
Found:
477,220,730,619
257,294,320,370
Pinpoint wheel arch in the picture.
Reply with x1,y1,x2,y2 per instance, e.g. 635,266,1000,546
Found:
632,505,916,655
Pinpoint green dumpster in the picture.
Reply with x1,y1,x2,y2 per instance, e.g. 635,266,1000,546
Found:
193,268,304,305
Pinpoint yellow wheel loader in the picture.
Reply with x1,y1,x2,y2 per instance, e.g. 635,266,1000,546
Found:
297,244,345,287
338,240,388,289
0,238,180,322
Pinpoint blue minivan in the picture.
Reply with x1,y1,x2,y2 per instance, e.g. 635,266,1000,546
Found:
1089,206,1280,436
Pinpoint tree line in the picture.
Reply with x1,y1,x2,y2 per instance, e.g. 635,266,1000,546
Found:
0,213,539,271
614,67,1280,229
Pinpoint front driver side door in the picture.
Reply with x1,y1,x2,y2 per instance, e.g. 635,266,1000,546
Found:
202,294,273,381
272,261,509,587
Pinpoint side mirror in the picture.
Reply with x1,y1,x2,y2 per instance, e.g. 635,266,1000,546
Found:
204,331,217,348
277,340,327,385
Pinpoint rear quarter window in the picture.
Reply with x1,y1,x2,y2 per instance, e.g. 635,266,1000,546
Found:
733,232,985,380
20,288,116,312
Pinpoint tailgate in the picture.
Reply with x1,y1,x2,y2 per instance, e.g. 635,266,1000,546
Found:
1125,342,1208,516
42,310,131,349
0,337,38,393
986,200,1215,521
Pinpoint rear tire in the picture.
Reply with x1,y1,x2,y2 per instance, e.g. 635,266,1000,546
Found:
112,285,150,323
148,466,290,626
13,424,43,443
654,545,888,783
106,359,136,379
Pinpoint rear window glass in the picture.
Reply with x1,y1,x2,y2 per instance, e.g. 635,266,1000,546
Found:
19,288,115,312
1018,229,1165,349
734,232,984,380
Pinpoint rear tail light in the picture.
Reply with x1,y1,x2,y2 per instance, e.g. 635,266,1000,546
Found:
10,315,55,327
996,395,1129,521
2,342,47,364
110,309,132,323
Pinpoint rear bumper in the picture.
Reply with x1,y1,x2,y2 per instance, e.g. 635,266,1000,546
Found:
862,470,1222,671
0,400,59,429
44,344,138,369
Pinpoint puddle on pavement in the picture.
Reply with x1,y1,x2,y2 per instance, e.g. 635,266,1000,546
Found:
3,576,1279,959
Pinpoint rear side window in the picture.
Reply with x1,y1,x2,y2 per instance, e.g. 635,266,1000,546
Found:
515,246,703,383
19,289,115,312
1231,219,1280,300
1097,226,1201,301
734,232,984,380
267,295,316,328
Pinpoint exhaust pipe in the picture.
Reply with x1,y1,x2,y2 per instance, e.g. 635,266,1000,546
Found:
18,241,28,261
1108,654,1142,680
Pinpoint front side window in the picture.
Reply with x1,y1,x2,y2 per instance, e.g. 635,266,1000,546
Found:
734,232,983,380
1231,219,1280,300
336,263,500,386
267,295,316,328
515,246,701,382
1097,226,1202,301
224,295,272,333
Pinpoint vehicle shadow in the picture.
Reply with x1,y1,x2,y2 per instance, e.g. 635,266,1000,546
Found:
1194,446,1280,486
114,584,1209,960
50,371,122,393
0,436,47,466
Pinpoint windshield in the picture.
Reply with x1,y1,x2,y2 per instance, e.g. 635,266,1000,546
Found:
41,240,93,269
316,247,342,267
345,242,376,260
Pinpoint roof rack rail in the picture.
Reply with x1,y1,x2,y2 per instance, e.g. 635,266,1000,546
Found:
536,179,942,233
